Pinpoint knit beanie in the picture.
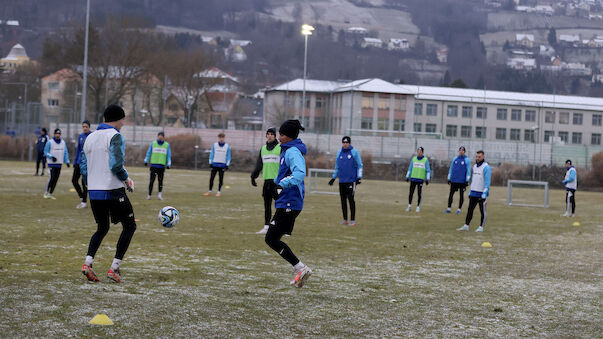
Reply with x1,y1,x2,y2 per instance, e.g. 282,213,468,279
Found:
103,105,125,122
278,120,304,139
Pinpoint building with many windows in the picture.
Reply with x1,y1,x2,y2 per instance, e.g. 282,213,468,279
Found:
264,78,603,146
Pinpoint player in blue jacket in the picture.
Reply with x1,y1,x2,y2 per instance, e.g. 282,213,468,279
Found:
328,136,363,225
73,120,92,209
204,132,231,197
43,128,70,199
444,146,471,215
561,159,577,217
458,150,491,232
264,120,312,288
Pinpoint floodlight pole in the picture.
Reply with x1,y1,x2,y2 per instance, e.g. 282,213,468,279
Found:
301,24,314,122
81,0,90,122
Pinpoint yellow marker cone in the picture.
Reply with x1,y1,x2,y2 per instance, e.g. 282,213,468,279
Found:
481,242,492,248
573,221,580,226
89,314,114,326
225,185,231,189
69,188,76,192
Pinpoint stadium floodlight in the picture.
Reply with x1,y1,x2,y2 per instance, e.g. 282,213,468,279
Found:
308,168,338,195
507,180,549,208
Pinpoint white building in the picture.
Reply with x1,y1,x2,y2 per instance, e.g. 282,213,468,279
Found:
507,57,536,70
362,37,383,48
388,38,409,50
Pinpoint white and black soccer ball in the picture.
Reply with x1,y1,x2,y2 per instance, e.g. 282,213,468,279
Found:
158,206,179,228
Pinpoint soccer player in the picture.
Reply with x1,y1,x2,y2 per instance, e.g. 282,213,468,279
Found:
562,159,577,217
264,119,312,288
80,105,136,283
405,147,430,212
444,146,471,215
251,127,281,234
35,128,49,176
328,136,363,225
204,132,231,197
144,132,172,200
43,128,70,199
457,150,491,232
72,120,92,209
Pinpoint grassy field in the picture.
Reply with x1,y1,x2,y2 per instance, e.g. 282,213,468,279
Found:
0,160,601,337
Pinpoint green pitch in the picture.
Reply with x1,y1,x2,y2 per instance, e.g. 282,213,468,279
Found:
0,161,601,337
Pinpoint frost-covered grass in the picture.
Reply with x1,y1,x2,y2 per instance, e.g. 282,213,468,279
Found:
0,160,601,337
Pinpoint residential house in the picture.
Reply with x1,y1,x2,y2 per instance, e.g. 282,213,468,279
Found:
361,37,383,48
507,57,536,70
388,38,409,50
559,34,581,46
40,68,81,127
436,48,448,63
516,34,535,48
0,43,31,73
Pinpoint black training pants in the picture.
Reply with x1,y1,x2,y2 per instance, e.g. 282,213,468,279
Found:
72,164,87,202
339,182,356,220
46,167,61,194
565,189,576,214
448,182,466,209
465,196,487,227
209,167,225,191
36,152,46,173
265,208,301,266
149,167,165,195
408,181,423,206
87,189,137,260
261,180,277,225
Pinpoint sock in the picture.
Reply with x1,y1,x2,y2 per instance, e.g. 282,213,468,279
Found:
293,261,305,271
407,204,411,208
85,256,94,266
111,258,122,270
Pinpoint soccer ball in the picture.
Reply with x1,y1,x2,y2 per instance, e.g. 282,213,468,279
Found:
158,206,179,228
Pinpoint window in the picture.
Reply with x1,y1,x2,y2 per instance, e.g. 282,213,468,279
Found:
593,114,602,126
559,112,569,124
447,105,458,117
315,97,325,109
48,82,59,91
362,95,374,109
426,104,437,116
361,117,373,129
525,110,536,122
462,106,472,118
524,129,535,142
510,128,521,140
414,103,423,115
47,99,59,106
378,97,389,110
475,126,487,139
544,130,554,142
497,108,508,120
592,133,601,145
393,119,405,131
461,125,471,138
511,109,522,121
496,128,507,140
168,104,179,111
446,125,457,137
413,123,422,132
572,132,582,144
476,107,487,119
377,118,389,130
573,113,582,125
425,123,437,133
314,117,324,131
558,131,568,143
545,111,555,123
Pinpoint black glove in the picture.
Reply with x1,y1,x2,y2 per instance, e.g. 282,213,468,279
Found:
225,166,229,171
328,178,335,186
66,163,70,168
356,179,362,185
273,184,283,199
405,178,409,182
448,180,451,185
251,177,257,187
425,180,429,186
144,162,148,166
167,166,170,169
51,156,57,162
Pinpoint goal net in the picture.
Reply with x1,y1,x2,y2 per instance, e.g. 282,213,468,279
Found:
307,168,338,195
507,180,549,208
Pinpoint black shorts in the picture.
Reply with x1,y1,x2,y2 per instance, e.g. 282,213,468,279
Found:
339,182,356,196
90,188,135,225
262,180,277,198
270,208,301,235
450,182,467,192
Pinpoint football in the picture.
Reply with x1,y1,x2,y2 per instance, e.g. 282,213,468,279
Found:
158,206,180,228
